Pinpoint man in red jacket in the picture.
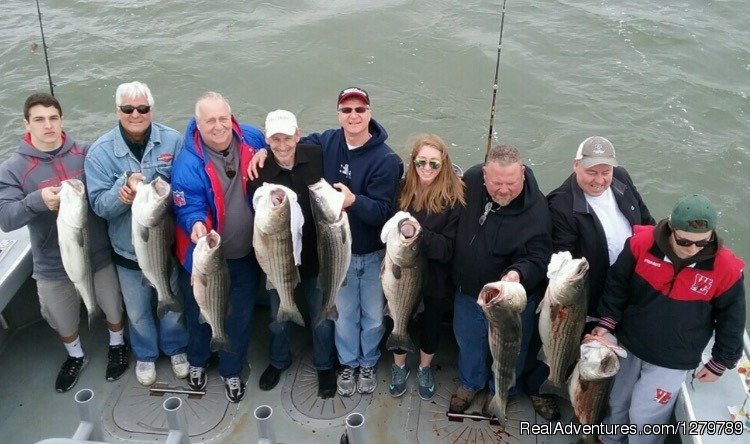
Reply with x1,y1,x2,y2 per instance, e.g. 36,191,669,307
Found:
593,194,745,444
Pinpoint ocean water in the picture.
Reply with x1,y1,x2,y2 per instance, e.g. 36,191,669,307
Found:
1,0,748,319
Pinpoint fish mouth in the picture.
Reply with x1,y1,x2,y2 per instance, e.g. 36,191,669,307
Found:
64,179,85,195
270,189,286,207
206,231,221,249
397,219,418,239
152,178,170,198
479,286,502,306
598,353,620,377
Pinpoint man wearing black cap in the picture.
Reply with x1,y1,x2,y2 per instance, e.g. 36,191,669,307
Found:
591,194,745,443
248,87,403,397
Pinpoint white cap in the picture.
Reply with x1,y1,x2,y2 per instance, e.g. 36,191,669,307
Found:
265,110,298,137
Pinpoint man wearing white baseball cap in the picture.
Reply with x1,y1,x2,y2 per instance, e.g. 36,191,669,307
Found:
247,110,337,398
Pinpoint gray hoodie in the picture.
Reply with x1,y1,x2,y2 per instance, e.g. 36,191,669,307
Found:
0,133,112,280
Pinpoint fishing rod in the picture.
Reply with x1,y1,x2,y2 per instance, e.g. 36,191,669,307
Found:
35,0,55,96
485,0,508,160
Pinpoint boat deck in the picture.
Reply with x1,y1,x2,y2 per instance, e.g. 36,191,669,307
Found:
1,304,578,444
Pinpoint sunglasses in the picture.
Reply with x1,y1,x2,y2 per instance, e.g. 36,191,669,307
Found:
414,159,441,170
672,231,713,248
118,105,151,115
338,106,369,114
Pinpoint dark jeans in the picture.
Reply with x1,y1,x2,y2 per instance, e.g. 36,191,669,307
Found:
180,253,260,378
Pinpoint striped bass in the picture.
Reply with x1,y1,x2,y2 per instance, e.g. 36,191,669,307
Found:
253,183,304,327
192,230,231,351
538,251,590,396
569,334,625,443
381,211,425,353
308,179,350,327
477,280,527,427
132,177,180,318
56,179,98,325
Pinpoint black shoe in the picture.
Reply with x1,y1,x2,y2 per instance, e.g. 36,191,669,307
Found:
223,376,246,403
106,343,130,381
317,368,337,399
56,356,88,393
259,364,282,391
188,366,207,391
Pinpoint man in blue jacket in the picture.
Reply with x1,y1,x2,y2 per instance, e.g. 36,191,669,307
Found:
172,92,267,403
249,87,403,396
85,82,188,387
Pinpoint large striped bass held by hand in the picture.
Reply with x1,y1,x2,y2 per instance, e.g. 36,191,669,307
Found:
132,177,180,318
57,178,99,326
192,230,231,352
477,280,526,427
381,211,425,353
253,183,305,327
308,179,350,327
538,251,589,397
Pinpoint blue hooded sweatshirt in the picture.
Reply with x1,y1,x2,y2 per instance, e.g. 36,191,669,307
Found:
303,119,403,254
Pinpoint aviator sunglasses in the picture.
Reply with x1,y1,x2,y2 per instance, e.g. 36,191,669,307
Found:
414,159,441,170
338,106,369,114
672,230,713,248
118,105,151,114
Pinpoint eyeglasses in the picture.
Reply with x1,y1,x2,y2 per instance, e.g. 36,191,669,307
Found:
338,106,369,114
118,105,151,115
672,231,713,248
478,202,492,226
414,159,441,170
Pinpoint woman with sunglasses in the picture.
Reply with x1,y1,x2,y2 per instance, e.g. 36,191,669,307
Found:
591,194,745,444
387,134,465,400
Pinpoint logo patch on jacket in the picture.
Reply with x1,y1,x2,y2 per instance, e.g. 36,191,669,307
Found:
654,389,672,405
339,163,351,180
690,274,713,295
173,191,185,207
158,153,174,163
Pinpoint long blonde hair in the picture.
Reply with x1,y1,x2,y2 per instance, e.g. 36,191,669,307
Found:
399,134,466,213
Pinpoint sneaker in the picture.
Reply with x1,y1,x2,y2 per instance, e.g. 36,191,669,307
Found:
357,365,377,394
530,394,561,421
416,366,435,400
135,361,156,386
106,343,130,381
170,353,189,379
449,386,476,413
188,365,207,391
337,366,357,397
388,364,410,397
223,376,246,403
259,364,283,391
56,356,88,393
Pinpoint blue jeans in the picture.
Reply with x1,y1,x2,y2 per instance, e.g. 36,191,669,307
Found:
115,265,188,362
180,254,260,378
268,277,335,371
453,291,539,395
334,250,385,368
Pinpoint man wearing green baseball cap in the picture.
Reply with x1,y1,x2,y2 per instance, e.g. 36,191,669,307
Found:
591,194,746,444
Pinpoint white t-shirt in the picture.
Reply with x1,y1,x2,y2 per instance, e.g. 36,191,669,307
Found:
585,188,633,265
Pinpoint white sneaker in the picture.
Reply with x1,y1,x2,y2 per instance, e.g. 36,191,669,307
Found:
170,353,189,379
135,361,156,386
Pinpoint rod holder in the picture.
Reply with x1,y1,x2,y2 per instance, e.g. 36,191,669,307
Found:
163,396,190,444
344,412,365,444
254,404,276,444
71,389,102,441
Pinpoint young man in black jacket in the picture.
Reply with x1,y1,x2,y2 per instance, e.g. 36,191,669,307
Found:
247,110,337,398
593,194,745,443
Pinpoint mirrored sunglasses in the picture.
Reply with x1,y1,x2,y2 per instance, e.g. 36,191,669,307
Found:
414,159,441,170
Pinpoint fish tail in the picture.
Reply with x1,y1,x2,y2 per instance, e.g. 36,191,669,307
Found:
314,305,339,328
539,379,569,399
157,299,181,319
86,306,101,330
386,332,414,353
278,306,306,327
210,336,232,353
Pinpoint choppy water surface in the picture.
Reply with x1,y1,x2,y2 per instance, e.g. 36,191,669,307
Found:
1,0,748,319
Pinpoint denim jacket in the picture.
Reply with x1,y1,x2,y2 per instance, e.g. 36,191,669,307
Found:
84,122,183,260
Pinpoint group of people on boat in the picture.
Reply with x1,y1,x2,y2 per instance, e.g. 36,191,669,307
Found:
0,82,744,444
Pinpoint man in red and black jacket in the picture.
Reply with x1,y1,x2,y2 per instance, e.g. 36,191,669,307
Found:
592,194,745,444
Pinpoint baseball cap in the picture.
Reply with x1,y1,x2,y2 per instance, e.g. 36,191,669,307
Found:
670,194,717,233
575,136,618,168
265,110,298,137
337,87,370,106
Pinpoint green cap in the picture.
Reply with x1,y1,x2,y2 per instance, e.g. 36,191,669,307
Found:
670,194,716,233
